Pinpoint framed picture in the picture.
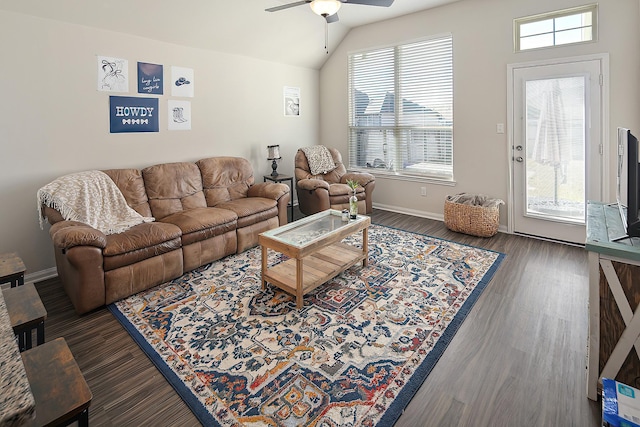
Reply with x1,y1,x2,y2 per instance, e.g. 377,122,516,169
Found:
171,66,194,97
98,56,129,92
109,96,159,133
137,62,163,95
168,100,191,131
284,86,300,116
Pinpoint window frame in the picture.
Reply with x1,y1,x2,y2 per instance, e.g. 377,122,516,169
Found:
514,4,598,52
347,33,454,183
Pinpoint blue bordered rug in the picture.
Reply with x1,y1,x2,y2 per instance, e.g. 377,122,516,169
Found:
109,224,504,426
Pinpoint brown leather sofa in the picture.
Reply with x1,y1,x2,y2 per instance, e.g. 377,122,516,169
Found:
42,157,290,314
295,147,376,216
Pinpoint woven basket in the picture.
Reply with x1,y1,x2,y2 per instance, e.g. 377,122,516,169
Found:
444,199,500,237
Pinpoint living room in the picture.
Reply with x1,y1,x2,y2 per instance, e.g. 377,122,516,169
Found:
0,0,638,278
0,0,638,425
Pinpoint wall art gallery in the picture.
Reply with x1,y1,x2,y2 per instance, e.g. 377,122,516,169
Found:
98,56,194,133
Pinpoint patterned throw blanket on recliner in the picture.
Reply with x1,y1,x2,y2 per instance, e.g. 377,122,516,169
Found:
302,145,336,175
37,170,154,235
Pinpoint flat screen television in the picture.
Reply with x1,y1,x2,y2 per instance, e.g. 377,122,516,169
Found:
616,127,640,239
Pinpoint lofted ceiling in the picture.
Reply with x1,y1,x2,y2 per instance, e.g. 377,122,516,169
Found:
0,0,460,69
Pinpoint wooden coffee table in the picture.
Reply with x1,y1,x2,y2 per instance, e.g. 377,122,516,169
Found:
259,209,370,308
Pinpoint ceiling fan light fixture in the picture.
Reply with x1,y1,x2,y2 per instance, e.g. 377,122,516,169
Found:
310,0,341,17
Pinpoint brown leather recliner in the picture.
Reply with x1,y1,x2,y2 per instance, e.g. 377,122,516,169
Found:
294,147,375,216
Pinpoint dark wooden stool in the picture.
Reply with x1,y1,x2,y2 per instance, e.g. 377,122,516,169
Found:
3,283,47,351
21,337,92,427
0,252,26,287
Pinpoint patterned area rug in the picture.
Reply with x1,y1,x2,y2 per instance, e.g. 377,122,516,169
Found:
109,224,504,426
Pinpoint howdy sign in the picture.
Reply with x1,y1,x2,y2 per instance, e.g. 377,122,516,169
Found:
109,96,159,133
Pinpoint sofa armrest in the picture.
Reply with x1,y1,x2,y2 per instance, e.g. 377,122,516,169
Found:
296,178,330,192
50,221,107,250
248,182,289,200
341,172,375,187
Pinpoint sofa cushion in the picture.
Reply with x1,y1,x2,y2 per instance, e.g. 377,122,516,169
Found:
216,198,278,228
159,207,238,246
143,162,207,220
103,222,182,271
102,169,152,217
197,157,255,206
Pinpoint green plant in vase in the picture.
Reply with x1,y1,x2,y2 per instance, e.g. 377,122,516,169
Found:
346,179,360,219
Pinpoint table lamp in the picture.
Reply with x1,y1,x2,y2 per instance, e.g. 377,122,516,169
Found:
267,145,281,177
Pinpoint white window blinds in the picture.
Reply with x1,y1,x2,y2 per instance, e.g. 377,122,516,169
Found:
348,34,453,180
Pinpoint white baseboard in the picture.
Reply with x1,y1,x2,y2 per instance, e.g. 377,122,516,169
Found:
25,267,58,285
372,203,445,222
372,203,509,234
0,267,57,291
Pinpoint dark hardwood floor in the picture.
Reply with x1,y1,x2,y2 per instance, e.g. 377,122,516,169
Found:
33,208,602,426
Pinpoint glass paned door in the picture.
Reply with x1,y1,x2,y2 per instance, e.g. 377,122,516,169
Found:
525,77,585,223
510,58,603,244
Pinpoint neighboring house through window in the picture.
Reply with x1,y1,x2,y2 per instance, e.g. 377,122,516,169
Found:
348,34,454,181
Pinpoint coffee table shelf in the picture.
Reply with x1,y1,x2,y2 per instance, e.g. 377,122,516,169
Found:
264,242,365,297
259,210,370,308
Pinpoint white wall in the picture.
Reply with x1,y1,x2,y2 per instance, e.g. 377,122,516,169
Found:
0,11,319,276
320,0,640,222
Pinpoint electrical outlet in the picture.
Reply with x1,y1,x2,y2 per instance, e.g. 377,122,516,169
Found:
496,123,505,134
420,187,427,197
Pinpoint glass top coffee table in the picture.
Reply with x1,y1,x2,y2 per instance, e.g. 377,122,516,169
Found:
258,209,371,308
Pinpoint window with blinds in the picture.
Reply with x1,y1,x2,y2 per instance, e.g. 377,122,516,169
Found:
348,34,453,180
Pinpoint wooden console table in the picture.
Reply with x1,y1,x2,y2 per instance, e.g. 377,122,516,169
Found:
586,201,640,400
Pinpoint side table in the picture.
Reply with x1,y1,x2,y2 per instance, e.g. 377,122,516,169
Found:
264,174,294,222
0,252,26,287
3,283,47,351
21,337,92,427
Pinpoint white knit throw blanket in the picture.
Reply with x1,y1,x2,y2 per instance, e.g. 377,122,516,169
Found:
37,170,154,234
302,146,336,175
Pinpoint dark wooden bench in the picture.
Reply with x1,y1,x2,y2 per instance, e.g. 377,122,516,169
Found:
21,337,92,427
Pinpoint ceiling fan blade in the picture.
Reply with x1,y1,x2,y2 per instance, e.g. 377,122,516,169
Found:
265,1,310,13
326,13,339,23
343,0,394,6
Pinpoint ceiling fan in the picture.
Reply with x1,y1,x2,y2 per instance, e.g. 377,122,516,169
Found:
265,0,395,24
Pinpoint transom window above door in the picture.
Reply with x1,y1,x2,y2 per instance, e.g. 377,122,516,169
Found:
514,4,597,52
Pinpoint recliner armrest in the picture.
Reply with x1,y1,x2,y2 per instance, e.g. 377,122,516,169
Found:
341,172,375,187
50,221,107,250
247,182,289,200
296,178,330,191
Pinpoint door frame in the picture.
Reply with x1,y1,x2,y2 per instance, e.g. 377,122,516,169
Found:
506,53,610,238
